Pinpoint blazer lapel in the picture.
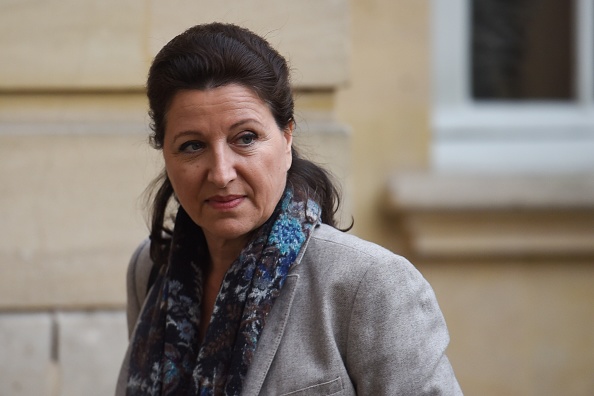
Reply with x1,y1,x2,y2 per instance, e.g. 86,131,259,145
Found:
242,273,300,396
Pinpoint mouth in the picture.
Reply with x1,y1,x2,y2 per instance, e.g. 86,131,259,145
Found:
206,195,245,210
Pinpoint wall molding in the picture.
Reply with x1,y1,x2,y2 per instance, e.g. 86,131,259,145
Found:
385,172,594,258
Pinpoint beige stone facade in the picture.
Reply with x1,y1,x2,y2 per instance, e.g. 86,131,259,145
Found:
334,2,594,395
1,1,593,395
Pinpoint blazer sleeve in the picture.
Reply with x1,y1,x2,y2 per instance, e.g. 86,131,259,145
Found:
345,255,462,395
125,238,153,337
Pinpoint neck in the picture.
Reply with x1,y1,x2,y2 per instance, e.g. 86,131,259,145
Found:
203,234,248,276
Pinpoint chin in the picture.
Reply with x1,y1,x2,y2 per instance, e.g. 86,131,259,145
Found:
204,221,258,241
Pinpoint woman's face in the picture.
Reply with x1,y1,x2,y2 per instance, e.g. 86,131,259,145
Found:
163,84,293,250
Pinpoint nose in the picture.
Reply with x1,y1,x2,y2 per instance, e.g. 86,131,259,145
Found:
207,146,237,188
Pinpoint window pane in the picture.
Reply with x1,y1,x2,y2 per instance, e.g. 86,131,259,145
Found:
472,0,575,100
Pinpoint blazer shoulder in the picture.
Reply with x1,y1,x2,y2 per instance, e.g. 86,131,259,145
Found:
309,223,407,265
302,224,423,293
126,238,153,336
306,226,461,395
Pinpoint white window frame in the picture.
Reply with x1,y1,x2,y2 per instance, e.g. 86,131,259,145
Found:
431,0,594,174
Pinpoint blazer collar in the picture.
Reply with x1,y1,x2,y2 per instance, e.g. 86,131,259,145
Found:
241,273,300,395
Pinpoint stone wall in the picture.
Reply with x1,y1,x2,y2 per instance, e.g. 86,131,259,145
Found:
335,1,594,395
0,1,350,394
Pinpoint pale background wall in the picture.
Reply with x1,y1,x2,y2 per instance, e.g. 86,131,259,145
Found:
1,1,593,395
334,2,594,396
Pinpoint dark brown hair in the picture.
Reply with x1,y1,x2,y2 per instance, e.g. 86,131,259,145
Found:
146,23,346,265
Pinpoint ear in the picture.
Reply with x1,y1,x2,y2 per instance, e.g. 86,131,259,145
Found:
283,121,294,171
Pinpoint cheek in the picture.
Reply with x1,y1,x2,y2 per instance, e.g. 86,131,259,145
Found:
273,139,292,173
272,154,290,193
285,151,292,172
163,160,180,185
271,151,290,181
257,159,286,197
165,161,197,194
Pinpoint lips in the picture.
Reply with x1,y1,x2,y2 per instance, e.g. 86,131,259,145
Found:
206,195,245,210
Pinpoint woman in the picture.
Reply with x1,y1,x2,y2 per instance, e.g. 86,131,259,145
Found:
117,23,462,395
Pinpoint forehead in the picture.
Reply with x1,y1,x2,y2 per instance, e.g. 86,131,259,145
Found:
166,84,273,125
165,84,276,136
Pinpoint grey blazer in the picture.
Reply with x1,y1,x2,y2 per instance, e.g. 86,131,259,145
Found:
116,224,462,395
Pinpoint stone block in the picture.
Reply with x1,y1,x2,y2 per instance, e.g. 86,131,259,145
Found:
0,93,149,135
0,0,147,89
0,313,55,395
58,311,128,396
149,0,350,88
0,133,161,309
1,0,350,90
420,259,594,396
293,120,353,228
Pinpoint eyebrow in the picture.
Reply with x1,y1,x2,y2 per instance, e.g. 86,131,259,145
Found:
170,118,265,144
171,130,205,145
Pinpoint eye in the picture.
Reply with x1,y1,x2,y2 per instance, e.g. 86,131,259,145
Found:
179,141,204,153
236,132,257,146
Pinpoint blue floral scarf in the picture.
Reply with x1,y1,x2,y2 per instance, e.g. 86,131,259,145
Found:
126,188,321,395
